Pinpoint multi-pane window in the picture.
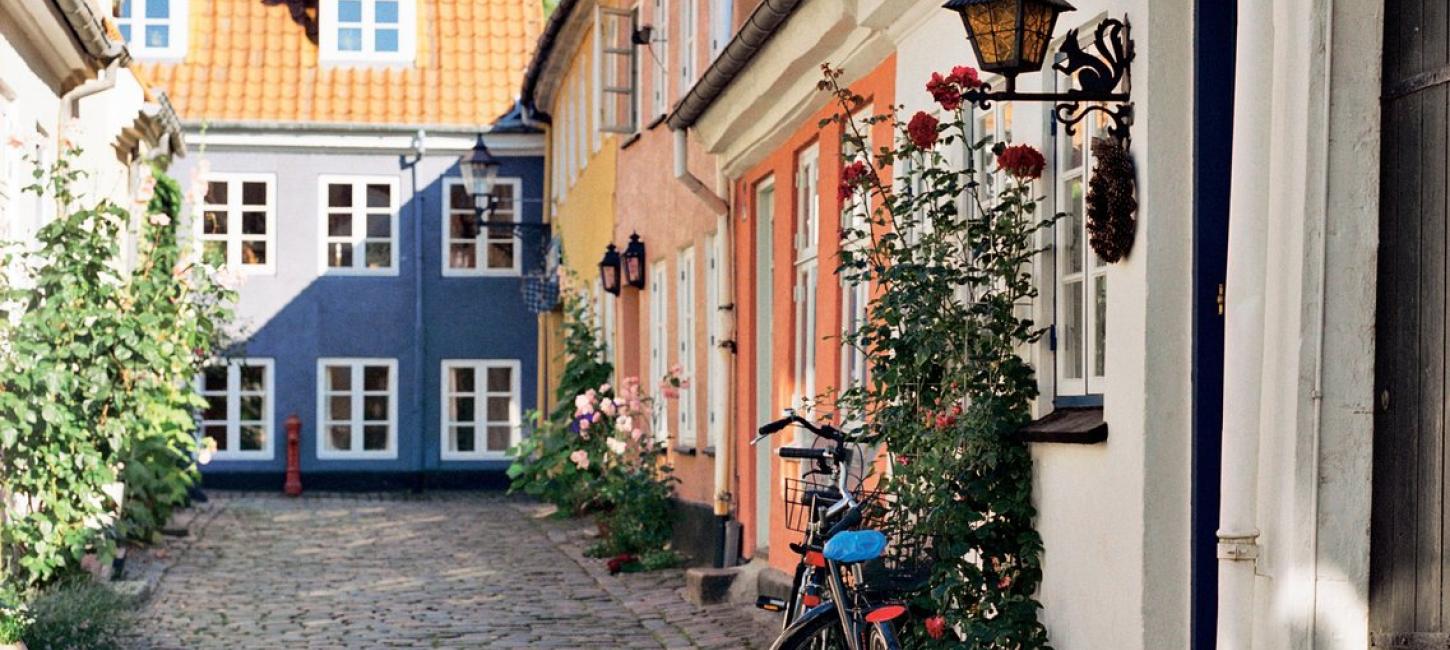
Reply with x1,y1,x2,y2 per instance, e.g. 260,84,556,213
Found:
793,145,820,408
197,359,273,460
650,0,668,117
680,0,698,90
320,176,398,275
200,174,274,272
116,0,188,58
317,359,397,459
973,102,1014,204
705,232,725,449
1054,76,1107,396
441,360,520,460
649,263,668,441
444,178,520,275
321,0,415,62
677,246,697,446
598,7,638,134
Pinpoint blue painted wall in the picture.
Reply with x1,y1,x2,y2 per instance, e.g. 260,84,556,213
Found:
170,143,543,484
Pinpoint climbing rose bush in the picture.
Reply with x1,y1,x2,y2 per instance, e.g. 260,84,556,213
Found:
825,61,1055,648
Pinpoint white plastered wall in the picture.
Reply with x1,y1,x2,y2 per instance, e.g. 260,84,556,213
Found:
891,0,1196,648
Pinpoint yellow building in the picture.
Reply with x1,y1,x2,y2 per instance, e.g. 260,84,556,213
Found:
522,0,630,410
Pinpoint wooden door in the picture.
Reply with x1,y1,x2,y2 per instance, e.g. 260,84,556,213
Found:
1372,1,1450,645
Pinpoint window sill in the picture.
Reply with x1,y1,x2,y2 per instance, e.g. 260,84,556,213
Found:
1017,407,1107,444
702,446,716,457
620,132,642,150
673,445,698,456
647,114,668,131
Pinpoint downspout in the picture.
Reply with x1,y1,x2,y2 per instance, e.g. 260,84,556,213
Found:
673,128,731,529
62,58,121,122
714,209,734,521
411,130,428,489
1216,1,1275,648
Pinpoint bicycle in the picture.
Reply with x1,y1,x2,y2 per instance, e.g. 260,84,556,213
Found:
752,410,919,650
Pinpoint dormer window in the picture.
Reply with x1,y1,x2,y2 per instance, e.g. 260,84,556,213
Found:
115,0,189,59
320,0,417,64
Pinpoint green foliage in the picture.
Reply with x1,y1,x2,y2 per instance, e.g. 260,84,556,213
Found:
0,583,31,643
826,65,1055,648
507,289,614,512
587,459,677,558
21,579,133,650
0,149,233,589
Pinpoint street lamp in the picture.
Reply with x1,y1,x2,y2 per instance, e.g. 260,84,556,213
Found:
622,233,646,289
459,133,501,223
942,2,1135,141
599,244,622,296
943,0,1076,80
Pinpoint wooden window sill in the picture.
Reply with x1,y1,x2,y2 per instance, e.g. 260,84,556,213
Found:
1018,407,1107,444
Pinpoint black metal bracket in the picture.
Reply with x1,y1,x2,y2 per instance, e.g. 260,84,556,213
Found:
961,16,1135,142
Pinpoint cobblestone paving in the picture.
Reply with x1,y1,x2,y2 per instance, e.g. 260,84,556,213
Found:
127,493,777,649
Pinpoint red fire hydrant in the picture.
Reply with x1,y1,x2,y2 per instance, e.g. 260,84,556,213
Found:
284,414,302,497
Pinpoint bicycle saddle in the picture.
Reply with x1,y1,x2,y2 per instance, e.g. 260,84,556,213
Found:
823,529,888,563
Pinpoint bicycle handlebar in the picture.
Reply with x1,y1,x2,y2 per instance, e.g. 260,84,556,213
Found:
754,411,845,442
778,446,830,461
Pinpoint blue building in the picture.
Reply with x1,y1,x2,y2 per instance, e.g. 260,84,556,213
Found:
133,0,547,488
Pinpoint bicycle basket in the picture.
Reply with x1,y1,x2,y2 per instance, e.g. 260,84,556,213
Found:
783,478,847,533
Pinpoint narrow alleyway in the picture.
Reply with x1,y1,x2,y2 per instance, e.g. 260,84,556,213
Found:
126,493,776,649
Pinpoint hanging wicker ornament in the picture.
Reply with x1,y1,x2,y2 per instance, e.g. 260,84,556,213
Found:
1086,137,1138,263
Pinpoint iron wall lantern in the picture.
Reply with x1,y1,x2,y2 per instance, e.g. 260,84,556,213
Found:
943,0,1075,79
943,0,1135,141
459,133,502,221
599,244,622,296
621,233,646,289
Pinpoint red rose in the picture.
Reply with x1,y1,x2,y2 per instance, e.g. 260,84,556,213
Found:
996,144,1047,180
839,160,872,202
925,615,947,640
949,65,983,89
925,72,963,112
907,111,939,150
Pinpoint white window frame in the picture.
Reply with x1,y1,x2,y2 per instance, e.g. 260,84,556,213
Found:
972,99,1015,212
650,0,669,117
680,0,698,90
441,177,522,276
318,175,400,276
1051,60,1107,398
708,0,733,60
677,246,697,446
196,358,275,461
596,6,638,134
316,358,399,460
197,173,277,274
440,359,522,460
793,144,820,409
115,0,190,60
318,0,417,64
649,262,669,442
705,231,725,450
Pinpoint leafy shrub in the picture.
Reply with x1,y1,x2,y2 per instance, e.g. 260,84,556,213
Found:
0,583,31,644
0,149,232,587
22,580,132,650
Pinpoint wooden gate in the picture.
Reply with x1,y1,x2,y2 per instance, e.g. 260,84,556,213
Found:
1372,2,1450,646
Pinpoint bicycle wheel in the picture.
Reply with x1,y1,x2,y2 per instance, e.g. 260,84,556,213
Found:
769,603,847,650
868,621,900,650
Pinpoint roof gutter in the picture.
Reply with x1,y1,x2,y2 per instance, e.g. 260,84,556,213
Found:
51,0,130,66
519,0,584,121
666,0,804,131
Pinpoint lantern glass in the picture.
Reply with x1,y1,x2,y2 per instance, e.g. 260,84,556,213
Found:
622,233,646,289
599,245,622,295
945,0,1074,77
459,134,501,212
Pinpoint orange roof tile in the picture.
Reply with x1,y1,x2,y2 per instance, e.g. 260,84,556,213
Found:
134,0,542,127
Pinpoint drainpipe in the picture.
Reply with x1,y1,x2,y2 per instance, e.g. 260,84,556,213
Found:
411,130,428,489
62,58,121,122
1216,1,1275,647
714,209,734,523
673,128,732,531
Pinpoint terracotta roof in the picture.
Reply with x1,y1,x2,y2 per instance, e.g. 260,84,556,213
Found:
134,0,543,128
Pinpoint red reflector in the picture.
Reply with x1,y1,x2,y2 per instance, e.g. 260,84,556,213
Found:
865,605,907,623
802,594,822,607
806,551,825,567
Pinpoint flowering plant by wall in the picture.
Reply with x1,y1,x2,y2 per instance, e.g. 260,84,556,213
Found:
826,62,1055,648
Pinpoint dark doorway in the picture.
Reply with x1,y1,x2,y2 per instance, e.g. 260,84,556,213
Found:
1371,1,1450,644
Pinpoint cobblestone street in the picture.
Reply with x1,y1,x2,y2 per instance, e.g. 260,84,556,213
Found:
127,493,776,649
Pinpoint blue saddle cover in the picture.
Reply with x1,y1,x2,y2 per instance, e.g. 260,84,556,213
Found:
823,529,888,563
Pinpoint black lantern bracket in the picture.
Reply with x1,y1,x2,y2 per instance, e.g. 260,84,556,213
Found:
962,16,1135,142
